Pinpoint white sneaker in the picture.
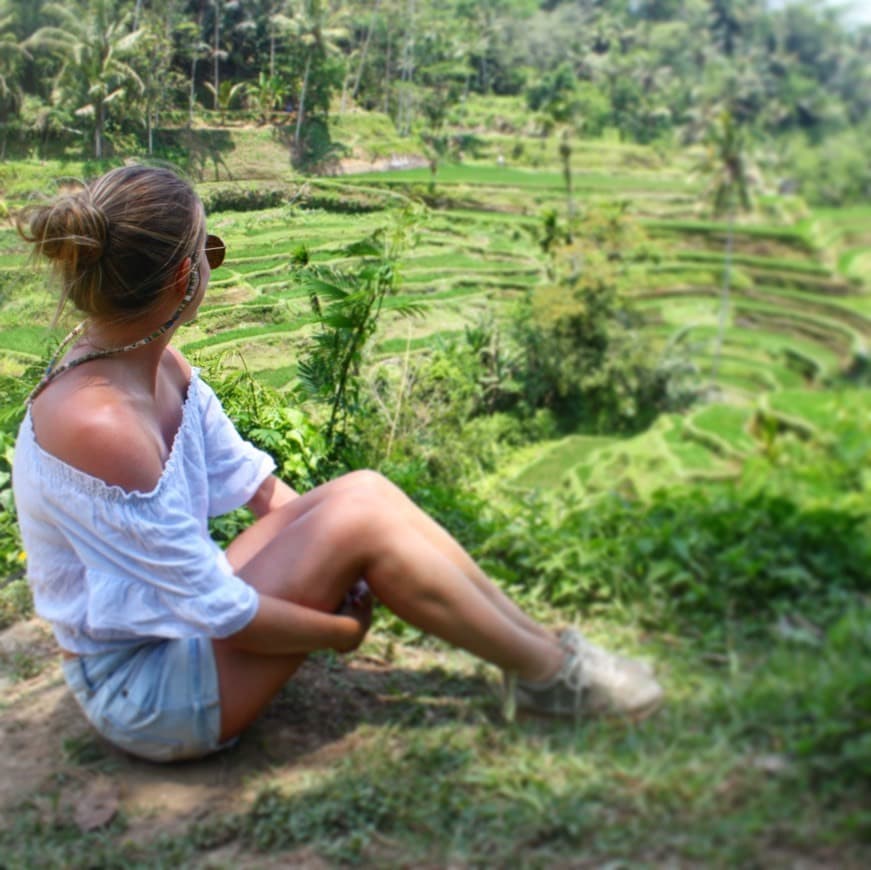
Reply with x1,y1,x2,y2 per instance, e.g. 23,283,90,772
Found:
505,629,663,721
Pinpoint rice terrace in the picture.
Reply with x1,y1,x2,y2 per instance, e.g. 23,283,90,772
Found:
0,0,870,867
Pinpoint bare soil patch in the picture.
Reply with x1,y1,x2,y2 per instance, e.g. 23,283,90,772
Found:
0,619,488,839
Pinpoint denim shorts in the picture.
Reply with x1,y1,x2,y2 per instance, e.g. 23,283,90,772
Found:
62,637,227,763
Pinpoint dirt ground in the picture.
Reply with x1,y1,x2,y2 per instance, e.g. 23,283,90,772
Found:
0,616,486,861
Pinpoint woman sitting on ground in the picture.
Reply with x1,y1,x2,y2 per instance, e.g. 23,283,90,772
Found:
12,165,662,763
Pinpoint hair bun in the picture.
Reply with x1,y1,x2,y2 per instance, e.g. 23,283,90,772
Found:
20,191,109,267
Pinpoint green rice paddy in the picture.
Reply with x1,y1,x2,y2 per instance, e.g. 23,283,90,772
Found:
0,133,868,495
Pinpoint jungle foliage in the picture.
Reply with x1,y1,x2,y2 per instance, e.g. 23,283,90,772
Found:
0,1,867,200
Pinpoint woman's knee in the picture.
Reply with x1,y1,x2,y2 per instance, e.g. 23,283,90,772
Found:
342,469,402,502
322,484,397,552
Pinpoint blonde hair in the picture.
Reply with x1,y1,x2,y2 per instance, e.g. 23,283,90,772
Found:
16,165,204,323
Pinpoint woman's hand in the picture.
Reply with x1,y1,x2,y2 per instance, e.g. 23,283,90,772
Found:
226,586,372,657
334,580,373,653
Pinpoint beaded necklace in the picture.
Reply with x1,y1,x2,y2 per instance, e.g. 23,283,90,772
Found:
26,276,197,406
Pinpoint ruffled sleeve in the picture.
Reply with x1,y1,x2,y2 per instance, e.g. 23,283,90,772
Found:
41,482,259,640
195,375,276,517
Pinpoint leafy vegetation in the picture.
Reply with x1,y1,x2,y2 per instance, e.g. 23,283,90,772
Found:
0,0,863,201
0,1,869,865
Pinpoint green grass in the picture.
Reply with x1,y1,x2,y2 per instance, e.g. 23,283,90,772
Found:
0,326,60,356
350,162,696,194
512,434,615,489
765,388,870,431
661,417,729,473
687,404,758,457
643,218,817,253
3,612,867,867
252,363,298,390
1,124,870,868
673,249,829,275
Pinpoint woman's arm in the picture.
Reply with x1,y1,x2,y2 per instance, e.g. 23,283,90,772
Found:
246,475,299,518
224,589,371,655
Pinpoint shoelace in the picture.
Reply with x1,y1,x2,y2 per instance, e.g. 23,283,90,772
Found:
563,631,642,686
559,652,589,716
502,647,590,722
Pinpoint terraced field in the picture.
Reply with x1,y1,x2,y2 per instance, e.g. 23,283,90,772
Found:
0,126,868,501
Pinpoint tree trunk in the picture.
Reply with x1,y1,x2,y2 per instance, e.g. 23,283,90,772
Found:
383,28,391,115
294,52,312,152
213,0,220,109
712,209,735,383
189,9,202,126
95,100,104,160
565,168,574,236
351,0,381,101
190,54,198,124
398,0,415,136
339,73,349,114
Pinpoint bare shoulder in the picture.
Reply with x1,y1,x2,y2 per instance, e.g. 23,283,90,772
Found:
164,345,192,385
30,382,165,493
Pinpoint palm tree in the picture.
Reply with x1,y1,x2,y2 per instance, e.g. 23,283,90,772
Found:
265,0,294,79
203,78,246,123
695,109,756,383
396,0,416,136
172,9,210,126
0,9,28,156
289,0,348,154
28,0,143,159
210,0,224,109
251,70,283,124
346,0,381,109
3,0,51,98
135,13,173,154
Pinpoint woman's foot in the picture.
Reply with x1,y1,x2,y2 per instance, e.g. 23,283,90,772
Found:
558,627,656,677
507,629,663,721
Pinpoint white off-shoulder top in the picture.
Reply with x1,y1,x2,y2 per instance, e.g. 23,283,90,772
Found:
12,369,275,655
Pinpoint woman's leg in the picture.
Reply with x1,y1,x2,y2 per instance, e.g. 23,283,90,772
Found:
212,471,565,741
229,471,554,641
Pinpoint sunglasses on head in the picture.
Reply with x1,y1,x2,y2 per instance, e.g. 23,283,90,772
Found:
205,234,226,270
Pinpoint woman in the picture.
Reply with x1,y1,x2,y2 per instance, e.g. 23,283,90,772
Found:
12,165,662,763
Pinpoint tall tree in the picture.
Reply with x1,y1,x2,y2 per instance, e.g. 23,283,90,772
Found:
135,12,175,153
0,12,27,157
289,0,347,153
396,0,416,135
347,0,381,107
29,0,144,159
695,109,756,383
210,0,223,108
3,0,53,97
266,0,294,79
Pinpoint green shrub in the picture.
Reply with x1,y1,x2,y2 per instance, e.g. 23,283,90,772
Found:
200,358,330,494
791,606,871,784
0,371,34,626
513,209,698,431
480,405,870,629
784,126,871,206
201,186,288,214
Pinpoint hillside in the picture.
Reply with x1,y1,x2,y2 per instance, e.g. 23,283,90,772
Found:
0,108,869,867
1,117,868,503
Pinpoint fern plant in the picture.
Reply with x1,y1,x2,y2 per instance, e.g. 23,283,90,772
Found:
296,208,425,453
